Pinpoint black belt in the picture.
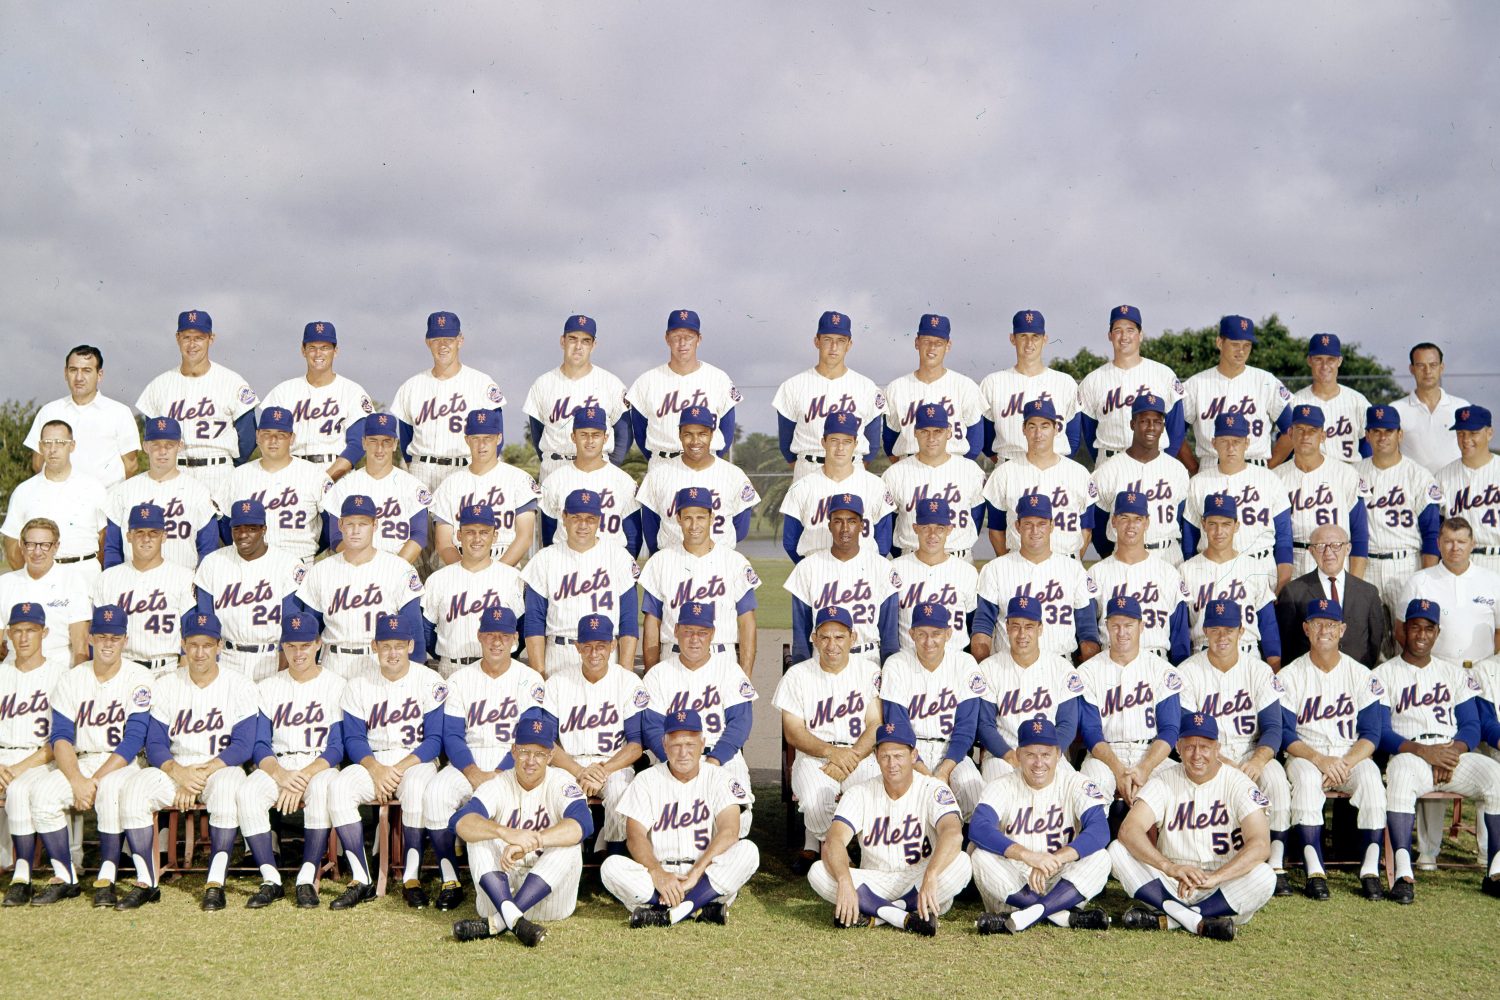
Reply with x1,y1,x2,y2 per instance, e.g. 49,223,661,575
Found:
328,643,370,655
134,654,179,670
56,554,99,564
444,654,481,666
413,455,467,466
1476,547,1500,556
1369,550,1414,560
651,450,682,460
299,453,338,464
801,455,826,464
546,453,574,462
552,636,576,646
668,643,730,653
179,456,230,467
1143,540,1174,551
224,640,278,654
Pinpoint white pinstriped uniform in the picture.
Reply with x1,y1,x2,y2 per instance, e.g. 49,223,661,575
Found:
1278,653,1387,829
430,462,542,559
882,371,984,459
1091,451,1190,564
772,655,882,837
891,554,977,655
259,373,375,468
772,366,888,477
1438,456,1500,573
539,463,639,549
636,457,760,551
1182,365,1291,464
1176,652,1290,831
522,365,629,479
420,561,525,676
135,362,258,497
626,361,741,460
1275,457,1370,577
983,456,1097,558
1290,385,1371,465
976,650,1084,782
976,553,1098,657
105,471,222,570
547,664,649,843
639,543,759,649
464,767,590,920
970,769,1112,912
780,468,897,558
883,455,986,554
1076,359,1185,458
978,367,1079,462
237,670,348,837
296,552,423,679
387,366,506,491
222,458,332,562
194,548,305,681
325,467,431,557
91,561,197,670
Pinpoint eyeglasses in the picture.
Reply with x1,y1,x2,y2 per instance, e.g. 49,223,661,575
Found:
38,439,72,447
1309,542,1350,554
21,540,57,550
513,748,551,763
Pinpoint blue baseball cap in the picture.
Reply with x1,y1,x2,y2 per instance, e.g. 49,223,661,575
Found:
917,314,951,340
1113,491,1149,517
1006,595,1043,622
823,411,861,437
363,412,399,438
1404,598,1440,625
1307,333,1342,357
679,406,716,429
478,605,519,634
1104,594,1143,620
663,708,704,734
576,614,614,642
258,407,294,433
875,716,917,748
914,497,952,526
1016,492,1053,520
142,416,183,442
1219,315,1257,342
302,321,336,345
1017,717,1060,748
8,602,45,626
1366,405,1400,431
913,402,949,430
1305,598,1344,623
674,486,713,512
177,310,212,334
827,492,864,517
910,603,951,629
572,405,608,431
1178,710,1219,741
1213,413,1249,438
1290,404,1325,429
564,489,602,516
1023,398,1060,423
229,498,267,527
1203,600,1243,629
127,503,166,531
1452,406,1492,431
426,311,460,338
340,495,377,518
90,604,127,635
181,609,222,639
817,310,851,337
1131,393,1166,416
1203,492,1238,520
281,613,320,642
458,502,496,527
1110,305,1142,329
677,602,716,629
514,707,559,748
464,409,501,435
666,309,701,333
373,614,410,642
1012,309,1045,335
815,606,854,630
564,314,597,338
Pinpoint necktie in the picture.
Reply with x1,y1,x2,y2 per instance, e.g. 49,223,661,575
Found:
1329,576,1339,603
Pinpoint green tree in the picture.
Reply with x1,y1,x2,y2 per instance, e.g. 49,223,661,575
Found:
733,432,792,531
0,399,40,511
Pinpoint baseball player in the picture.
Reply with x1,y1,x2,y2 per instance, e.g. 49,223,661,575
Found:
979,309,1082,463
325,412,429,564
969,718,1112,933
449,707,593,946
423,605,545,910
194,498,307,682
1438,405,1500,573
258,321,375,480
883,402,986,557
1358,405,1443,614
881,314,984,460
892,498,977,655
420,503,526,678
1089,492,1192,663
1181,412,1294,592
780,411,896,562
1076,596,1183,813
2,419,108,585
115,609,257,911
522,489,639,677
0,519,90,666
430,408,540,568
133,310,259,500
538,406,642,555
971,494,1101,662
772,310,887,479
642,603,756,835
222,406,332,563
91,503,197,674
807,716,971,935
1278,598,1388,900
235,612,346,909
0,603,69,906
523,314,633,480
545,615,648,855
104,417,222,570
296,495,426,680
639,486,759,673
1090,393,1190,564
784,494,900,663
327,613,446,910
1394,343,1468,473
1394,516,1500,664
879,603,986,818
626,309,741,464
387,311,506,495
1176,600,1292,893
1377,598,1500,901
1179,494,1282,665
1179,315,1292,473
1274,334,1371,465
1109,711,1275,940
1276,404,1371,577
636,406,759,554
774,606,882,873
26,604,152,907
975,596,1084,783
24,344,140,488
1076,305,1188,463
600,707,759,928
983,398,1095,559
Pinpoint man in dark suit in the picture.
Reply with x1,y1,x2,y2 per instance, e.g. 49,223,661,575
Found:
1277,524,1387,667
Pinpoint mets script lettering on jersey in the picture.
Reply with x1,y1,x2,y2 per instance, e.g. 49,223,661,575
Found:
1201,395,1260,421
1167,799,1230,832
1122,478,1175,502
555,569,611,600
506,805,553,831
271,701,326,728
656,799,710,831
369,697,423,729
563,702,619,731
547,394,602,422
996,389,1052,419
219,580,274,608
1008,804,1070,836
445,589,505,622
656,389,711,419
1393,683,1451,715
1199,691,1253,717
809,691,865,730
415,393,470,425
467,698,521,728
172,707,225,736
166,397,218,421
865,815,923,848
329,583,385,613
902,581,960,608
906,689,958,724
0,690,48,721
1102,384,1154,416
998,686,1053,716
75,699,126,728
1299,694,1354,723
1103,681,1153,716
1450,484,1500,514
817,579,872,605
113,588,170,615
667,688,722,714
673,575,728,605
291,397,343,423
801,394,858,421
1291,484,1335,512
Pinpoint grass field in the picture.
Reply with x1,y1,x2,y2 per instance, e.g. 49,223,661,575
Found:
750,557,791,631
4,790,1497,1000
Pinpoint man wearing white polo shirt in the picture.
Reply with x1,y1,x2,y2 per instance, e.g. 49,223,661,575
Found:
23,345,140,488
1396,516,1500,664
2,420,107,587
1392,343,1468,474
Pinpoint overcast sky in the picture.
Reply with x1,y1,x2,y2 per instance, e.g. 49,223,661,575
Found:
3,2,1497,433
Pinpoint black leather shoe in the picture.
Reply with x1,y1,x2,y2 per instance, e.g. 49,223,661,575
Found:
31,881,80,906
114,884,161,910
1121,905,1165,930
434,881,465,911
329,882,375,911
790,850,818,876
901,911,937,937
834,912,873,928
512,916,547,946
974,911,1013,935
1360,875,1385,901
1482,875,1500,899
201,885,226,911
401,881,429,909
629,904,670,928
694,902,726,925
294,884,320,909
1304,876,1330,901
1068,907,1111,930
1197,915,1236,941
246,882,284,909
1388,878,1414,905
1273,872,1292,897
452,918,495,942
92,882,117,908
2,883,33,907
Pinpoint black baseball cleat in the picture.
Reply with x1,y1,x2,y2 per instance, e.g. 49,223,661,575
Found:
1197,916,1236,941
402,881,430,909
452,918,495,942
512,916,548,947
329,882,376,911
1304,876,1330,901
31,882,81,906
246,882,284,909
694,902,727,925
201,885,227,911
1360,875,1385,901
91,882,117,908
114,884,161,910
3,882,33,907
1482,875,1500,898
434,881,465,911
1120,905,1166,930
901,911,938,937
834,912,873,929
1388,878,1415,905
629,904,671,928
294,884,320,909
790,850,818,877
1272,872,1292,897
974,911,1014,935
1067,907,1111,930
